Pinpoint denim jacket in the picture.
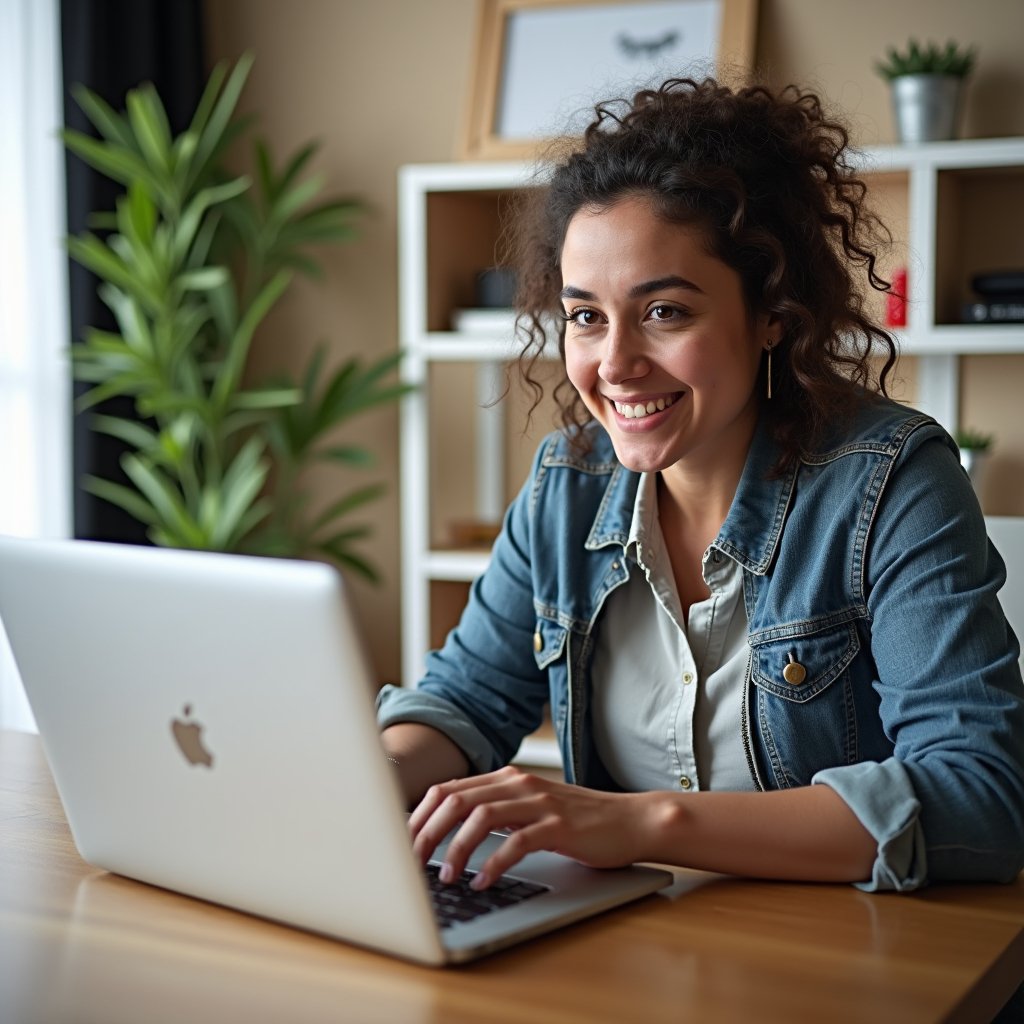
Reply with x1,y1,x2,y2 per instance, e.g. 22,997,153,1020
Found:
378,396,1024,891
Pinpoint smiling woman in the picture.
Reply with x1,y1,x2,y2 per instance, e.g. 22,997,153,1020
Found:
377,77,1024,899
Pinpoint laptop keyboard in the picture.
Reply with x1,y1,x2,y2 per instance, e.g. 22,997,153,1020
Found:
425,862,549,929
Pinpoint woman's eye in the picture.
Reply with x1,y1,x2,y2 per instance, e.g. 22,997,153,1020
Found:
648,304,681,322
564,307,601,327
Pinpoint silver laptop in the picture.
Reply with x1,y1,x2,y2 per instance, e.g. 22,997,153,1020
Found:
0,536,672,965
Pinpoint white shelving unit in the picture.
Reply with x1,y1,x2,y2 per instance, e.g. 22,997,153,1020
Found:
397,139,1024,764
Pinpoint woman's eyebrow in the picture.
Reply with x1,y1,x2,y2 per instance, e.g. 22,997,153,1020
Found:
559,276,704,302
628,275,703,298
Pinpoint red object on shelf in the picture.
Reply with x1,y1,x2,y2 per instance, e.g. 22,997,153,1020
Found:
886,267,907,327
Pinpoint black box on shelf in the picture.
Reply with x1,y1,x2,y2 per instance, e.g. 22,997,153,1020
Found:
961,301,1024,324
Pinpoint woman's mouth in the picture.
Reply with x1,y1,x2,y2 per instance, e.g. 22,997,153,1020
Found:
612,394,678,420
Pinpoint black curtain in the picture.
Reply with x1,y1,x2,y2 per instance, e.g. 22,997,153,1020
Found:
61,0,205,542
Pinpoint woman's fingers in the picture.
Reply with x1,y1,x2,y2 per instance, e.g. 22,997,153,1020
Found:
409,767,540,862
407,767,651,888
436,793,559,884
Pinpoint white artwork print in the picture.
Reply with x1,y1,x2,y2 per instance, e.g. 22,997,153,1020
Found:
497,1,721,140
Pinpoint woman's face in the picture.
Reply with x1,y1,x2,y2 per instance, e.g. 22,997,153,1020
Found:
560,195,780,479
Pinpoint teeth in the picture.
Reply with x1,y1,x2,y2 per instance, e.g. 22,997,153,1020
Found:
615,395,675,420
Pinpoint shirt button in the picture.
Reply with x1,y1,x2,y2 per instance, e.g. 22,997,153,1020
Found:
682,672,694,685
679,775,692,790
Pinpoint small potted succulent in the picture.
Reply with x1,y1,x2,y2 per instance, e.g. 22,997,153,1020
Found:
875,39,977,143
955,427,993,489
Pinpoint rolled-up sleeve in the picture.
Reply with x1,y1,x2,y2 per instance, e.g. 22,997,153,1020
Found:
375,684,499,774
812,759,926,891
375,440,552,773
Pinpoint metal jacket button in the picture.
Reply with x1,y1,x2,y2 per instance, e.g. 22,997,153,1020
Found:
783,654,807,686
533,631,543,653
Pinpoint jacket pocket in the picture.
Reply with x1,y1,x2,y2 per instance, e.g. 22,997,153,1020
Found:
749,621,860,704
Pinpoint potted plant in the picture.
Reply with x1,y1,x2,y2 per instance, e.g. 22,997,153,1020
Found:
63,55,411,580
874,39,976,143
955,427,993,488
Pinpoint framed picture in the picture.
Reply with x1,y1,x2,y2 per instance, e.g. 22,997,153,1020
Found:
460,0,758,160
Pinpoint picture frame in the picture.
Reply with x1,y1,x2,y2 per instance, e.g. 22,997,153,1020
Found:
460,0,759,160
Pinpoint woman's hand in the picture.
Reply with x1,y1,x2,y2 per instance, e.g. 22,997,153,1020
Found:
408,766,659,889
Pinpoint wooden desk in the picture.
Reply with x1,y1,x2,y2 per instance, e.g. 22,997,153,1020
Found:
2,729,1022,1024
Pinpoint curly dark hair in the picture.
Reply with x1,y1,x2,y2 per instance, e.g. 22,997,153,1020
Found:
507,77,898,470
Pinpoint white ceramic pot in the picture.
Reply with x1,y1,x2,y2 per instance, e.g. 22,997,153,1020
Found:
890,73,964,143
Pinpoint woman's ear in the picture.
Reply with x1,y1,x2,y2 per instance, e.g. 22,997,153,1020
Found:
760,312,784,349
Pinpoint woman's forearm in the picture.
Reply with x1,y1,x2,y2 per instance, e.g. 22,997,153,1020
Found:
638,784,877,882
381,722,470,808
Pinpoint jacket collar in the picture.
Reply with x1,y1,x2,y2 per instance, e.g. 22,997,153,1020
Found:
582,417,796,576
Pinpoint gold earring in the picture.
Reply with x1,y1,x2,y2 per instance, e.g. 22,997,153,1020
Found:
766,344,773,400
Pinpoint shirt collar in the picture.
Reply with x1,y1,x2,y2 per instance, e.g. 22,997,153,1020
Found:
587,414,797,576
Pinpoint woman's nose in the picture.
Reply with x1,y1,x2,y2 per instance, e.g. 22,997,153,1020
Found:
598,324,648,384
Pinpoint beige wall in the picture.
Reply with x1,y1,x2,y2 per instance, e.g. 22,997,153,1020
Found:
204,0,1024,683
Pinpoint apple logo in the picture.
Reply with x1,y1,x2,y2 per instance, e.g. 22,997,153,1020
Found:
171,704,215,768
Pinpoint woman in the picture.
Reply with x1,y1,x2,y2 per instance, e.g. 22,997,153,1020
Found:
377,78,1024,893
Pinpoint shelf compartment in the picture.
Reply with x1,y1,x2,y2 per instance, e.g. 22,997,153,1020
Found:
935,165,1024,326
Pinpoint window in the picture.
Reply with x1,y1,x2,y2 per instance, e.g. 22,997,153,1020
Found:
0,0,71,731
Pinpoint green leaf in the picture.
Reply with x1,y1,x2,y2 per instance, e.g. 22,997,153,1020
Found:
136,392,211,419
74,376,141,410
184,206,221,271
177,266,231,292
314,525,373,545
71,84,138,151
255,139,275,204
277,140,319,196
230,387,303,410
173,175,251,264
187,60,228,142
233,498,273,545
121,454,203,547
302,344,327,398
90,414,159,451
125,181,157,246
83,475,160,526
267,173,325,228
76,328,139,361
206,278,239,342
126,84,173,175
62,129,171,205
315,543,378,582
307,483,386,535
187,52,255,190
315,445,375,466
71,361,128,384
67,234,137,295
171,130,199,178
211,268,291,409
97,286,157,356
278,252,325,278
213,436,270,547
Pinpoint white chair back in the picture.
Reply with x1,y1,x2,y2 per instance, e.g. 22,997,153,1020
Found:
986,516,1024,674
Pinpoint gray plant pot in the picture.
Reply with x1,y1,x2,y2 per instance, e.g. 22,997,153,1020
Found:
890,73,965,143
960,447,990,490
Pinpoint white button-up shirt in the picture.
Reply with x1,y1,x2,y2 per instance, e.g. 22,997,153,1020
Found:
591,472,755,793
